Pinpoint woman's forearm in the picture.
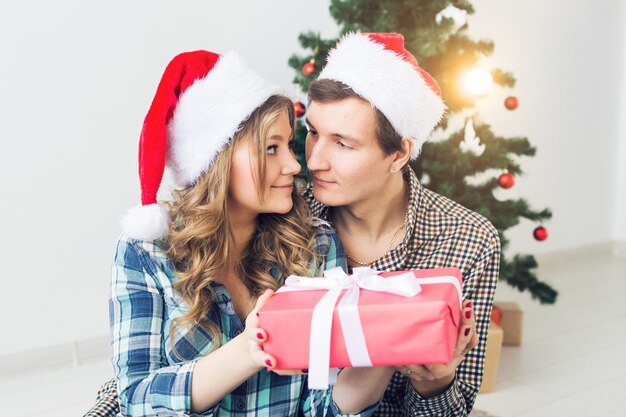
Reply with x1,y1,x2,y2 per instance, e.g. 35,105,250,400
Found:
332,366,395,414
190,333,261,413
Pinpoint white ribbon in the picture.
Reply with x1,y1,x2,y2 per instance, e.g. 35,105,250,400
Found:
276,267,463,389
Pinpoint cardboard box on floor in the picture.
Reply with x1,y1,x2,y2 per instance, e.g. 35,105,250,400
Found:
494,301,523,346
479,322,503,393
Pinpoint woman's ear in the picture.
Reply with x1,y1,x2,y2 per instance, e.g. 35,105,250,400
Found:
391,139,413,171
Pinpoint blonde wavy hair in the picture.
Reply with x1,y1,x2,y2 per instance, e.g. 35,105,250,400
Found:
165,95,315,353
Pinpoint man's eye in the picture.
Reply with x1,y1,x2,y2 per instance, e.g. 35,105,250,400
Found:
338,141,352,150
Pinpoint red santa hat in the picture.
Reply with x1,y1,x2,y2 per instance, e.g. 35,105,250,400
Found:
317,32,445,158
122,50,280,240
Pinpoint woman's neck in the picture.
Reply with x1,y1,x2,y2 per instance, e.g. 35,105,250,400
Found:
227,208,257,252
214,210,257,285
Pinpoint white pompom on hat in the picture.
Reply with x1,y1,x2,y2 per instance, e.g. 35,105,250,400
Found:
122,50,280,240
317,32,446,158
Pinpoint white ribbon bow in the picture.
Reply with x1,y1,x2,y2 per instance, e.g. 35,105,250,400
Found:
277,267,421,389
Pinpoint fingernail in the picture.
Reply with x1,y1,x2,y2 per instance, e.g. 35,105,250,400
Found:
465,310,471,319
257,332,263,340
256,312,259,317
265,359,272,367
465,300,472,308
464,327,471,337
301,369,308,373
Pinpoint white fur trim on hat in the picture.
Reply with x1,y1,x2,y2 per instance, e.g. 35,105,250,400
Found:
318,33,446,158
167,52,281,186
121,203,170,241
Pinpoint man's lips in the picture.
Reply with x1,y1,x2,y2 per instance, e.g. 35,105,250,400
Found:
312,176,334,185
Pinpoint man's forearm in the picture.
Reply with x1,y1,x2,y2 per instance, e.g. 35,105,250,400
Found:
332,367,395,414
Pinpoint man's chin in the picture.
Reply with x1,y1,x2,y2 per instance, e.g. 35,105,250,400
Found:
313,189,344,207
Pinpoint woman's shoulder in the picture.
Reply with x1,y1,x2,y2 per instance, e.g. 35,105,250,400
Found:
114,234,172,274
310,217,345,263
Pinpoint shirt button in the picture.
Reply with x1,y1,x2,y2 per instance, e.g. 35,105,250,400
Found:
237,399,246,410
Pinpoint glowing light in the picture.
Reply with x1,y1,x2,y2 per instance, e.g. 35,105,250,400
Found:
462,66,493,98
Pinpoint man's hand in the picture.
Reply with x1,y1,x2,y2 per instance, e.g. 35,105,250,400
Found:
396,300,478,398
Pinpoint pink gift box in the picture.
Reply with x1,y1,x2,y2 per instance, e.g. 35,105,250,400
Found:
258,267,462,370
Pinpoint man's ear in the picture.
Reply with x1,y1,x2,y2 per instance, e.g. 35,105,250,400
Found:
392,139,413,170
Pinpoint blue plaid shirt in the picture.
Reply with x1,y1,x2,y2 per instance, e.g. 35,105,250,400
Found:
109,221,379,417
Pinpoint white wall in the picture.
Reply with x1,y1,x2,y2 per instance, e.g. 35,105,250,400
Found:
0,1,624,356
615,1,626,242
469,0,625,254
0,0,339,357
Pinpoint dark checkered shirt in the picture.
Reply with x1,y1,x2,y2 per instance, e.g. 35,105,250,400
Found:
303,168,501,417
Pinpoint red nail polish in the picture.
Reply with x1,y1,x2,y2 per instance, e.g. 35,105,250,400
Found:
464,327,470,336
465,300,472,308
265,359,272,367
256,312,259,317
257,332,263,340
465,310,471,319
301,369,308,373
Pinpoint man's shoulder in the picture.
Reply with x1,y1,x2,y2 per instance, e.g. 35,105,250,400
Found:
419,187,499,246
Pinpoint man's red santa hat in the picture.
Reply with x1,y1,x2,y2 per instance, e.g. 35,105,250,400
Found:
317,32,445,158
122,50,280,240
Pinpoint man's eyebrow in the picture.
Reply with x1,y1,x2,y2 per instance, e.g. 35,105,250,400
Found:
335,132,362,144
304,118,361,144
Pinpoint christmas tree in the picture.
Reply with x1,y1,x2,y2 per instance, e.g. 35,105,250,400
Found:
289,0,556,304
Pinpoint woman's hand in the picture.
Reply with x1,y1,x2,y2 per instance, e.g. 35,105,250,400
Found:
396,300,478,397
244,289,278,370
244,289,304,376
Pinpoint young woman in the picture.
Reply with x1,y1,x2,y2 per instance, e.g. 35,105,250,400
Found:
93,50,392,417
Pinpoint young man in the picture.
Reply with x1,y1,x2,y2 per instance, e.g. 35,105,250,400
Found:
304,32,500,416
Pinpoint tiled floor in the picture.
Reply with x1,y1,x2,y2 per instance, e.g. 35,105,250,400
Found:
1,251,624,417
473,251,626,417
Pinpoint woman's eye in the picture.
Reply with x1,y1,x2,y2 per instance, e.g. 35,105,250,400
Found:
288,140,296,150
267,144,278,155
307,129,318,137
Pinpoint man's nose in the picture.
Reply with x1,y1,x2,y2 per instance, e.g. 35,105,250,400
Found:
306,138,328,171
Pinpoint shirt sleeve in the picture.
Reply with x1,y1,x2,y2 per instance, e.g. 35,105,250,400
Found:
110,236,213,416
403,233,501,416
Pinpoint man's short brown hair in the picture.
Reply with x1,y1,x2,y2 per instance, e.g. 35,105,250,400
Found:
308,79,403,156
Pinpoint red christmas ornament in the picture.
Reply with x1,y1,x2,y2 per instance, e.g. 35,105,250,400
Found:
490,305,502,326
533,226,548,241
302,62,316,76
504,96,519,110
498,172,515,189
294,101,306,118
